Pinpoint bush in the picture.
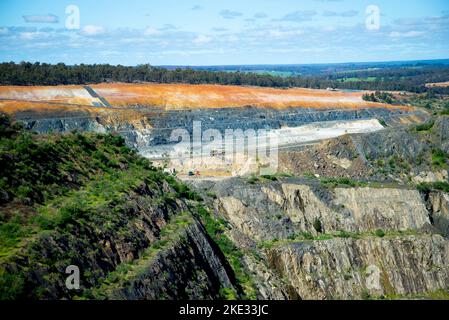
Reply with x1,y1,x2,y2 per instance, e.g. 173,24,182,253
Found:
374,229,385,238
431,148,448,168
415,120,435,132
336,231,352,238
313,218,323,233
378,119,387,127
206,192,217,199
220,288,238,300
417,182,449,193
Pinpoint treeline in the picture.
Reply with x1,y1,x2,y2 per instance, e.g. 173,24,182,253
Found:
0,62,298,87
1,62,449,94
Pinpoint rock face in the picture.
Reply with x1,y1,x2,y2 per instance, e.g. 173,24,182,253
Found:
279,116,449,184
210,179,431,240
269,235,449,300
427,191,449,237
12,109,153,150
12,106,424,150
189,177,449,299
106,222,238,300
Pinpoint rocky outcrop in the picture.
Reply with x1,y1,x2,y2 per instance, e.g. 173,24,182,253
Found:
205,178,431,241
427,191,449,237
189,177,449,299
268,235,449,299
12,105,426,151
279,116,448,184
105,222,239,300
12,109,153,150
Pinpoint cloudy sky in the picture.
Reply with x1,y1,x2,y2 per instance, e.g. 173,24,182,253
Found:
0,0,448,65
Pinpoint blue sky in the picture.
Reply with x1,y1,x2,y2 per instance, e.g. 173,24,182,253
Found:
0,0,448,65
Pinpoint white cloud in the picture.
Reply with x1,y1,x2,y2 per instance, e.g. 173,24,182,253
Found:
269,29,303,38
80,25,106,36
193,34,212,44
144,27,162,36
23,14,58,23
389,31,425,38
0,28,8,35
20,31,45,40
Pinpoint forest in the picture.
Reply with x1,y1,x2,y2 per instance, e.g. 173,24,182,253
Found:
1,61,449,94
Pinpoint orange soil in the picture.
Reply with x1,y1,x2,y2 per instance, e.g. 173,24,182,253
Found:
92,83,407,110
0,83,412,112
0,100,150,128
0,100,105,114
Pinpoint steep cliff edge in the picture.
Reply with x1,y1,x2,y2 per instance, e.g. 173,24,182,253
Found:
1,110,448,300
0,114,241,300
189,177,449,299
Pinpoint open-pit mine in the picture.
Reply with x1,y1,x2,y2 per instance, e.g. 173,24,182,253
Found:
2,82,448,301
0,83,425,177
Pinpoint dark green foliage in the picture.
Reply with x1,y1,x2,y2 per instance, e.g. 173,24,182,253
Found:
0,114,212,300
320,177,368,188
247,175,260,184
374,229,386,238
417,181,449,193
362,91,397,104
378,119,388,127
2,62,449,94
261,175,278,181
415,120,435,132
164,175,203,201
0,114,139,209
431,148,448,168
313,218,323,233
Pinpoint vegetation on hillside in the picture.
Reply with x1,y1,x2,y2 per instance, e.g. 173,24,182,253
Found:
0,113,255,300
2,62,449,94
363,91,449,113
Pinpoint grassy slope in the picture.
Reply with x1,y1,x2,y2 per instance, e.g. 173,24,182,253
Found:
0,113,258,300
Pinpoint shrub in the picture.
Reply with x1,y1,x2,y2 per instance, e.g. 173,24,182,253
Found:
261,175,278,181
313,218,323,233
247,175,260,184
300,232,314,240
206,192,217,199
336,231,352,238
418,182,449,193
431,148,448,168
415,120,435,132
374,229,385,238
220,288,238,300
361,289,372,300
378,119,387,127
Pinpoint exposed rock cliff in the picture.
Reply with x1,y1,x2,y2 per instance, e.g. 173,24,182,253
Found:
189,177,449,299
